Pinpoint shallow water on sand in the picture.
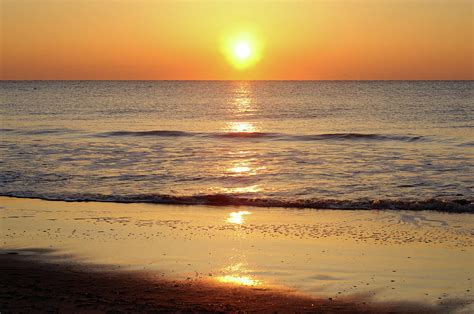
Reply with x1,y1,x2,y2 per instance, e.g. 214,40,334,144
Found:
1,81,473,211
2,197,473,309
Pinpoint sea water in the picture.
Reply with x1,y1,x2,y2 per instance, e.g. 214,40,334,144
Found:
1,81,472,211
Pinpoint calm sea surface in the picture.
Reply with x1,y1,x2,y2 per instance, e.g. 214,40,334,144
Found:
1,81,473,211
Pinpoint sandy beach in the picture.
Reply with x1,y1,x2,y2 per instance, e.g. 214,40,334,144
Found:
1,196,472,312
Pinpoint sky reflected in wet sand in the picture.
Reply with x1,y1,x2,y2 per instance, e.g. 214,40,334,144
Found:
1,197,473,309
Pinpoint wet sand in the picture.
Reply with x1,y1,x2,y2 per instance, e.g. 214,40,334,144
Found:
1,196,473,312
2,251,467,313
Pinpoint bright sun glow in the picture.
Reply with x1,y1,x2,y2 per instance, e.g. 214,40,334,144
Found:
222,32,263,70
234,42,251,59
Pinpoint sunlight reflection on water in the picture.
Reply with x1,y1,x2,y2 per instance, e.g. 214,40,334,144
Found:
2,81,472,210
226,121,259,133
227,160,266,176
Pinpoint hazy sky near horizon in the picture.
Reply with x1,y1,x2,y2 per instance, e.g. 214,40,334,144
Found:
1,0,473,80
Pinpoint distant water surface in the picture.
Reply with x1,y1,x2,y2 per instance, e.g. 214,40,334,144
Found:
1,81,473,211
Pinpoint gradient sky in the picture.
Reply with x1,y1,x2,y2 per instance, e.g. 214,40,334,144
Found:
1,0,473,80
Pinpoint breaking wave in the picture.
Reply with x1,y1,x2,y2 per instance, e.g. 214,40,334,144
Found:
0,127,428,142
1,192,471,213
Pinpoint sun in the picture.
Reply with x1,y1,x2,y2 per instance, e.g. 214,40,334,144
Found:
234,42,251,60
222,32,263,70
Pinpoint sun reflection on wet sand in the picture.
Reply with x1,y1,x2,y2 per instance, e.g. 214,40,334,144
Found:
216,262,261,286
227,211,251,224
216,275,261,286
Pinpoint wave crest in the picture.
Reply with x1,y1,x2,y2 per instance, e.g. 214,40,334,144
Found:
293,133,423,142
101,130,192,137
97,130,424,142
1,192,471,213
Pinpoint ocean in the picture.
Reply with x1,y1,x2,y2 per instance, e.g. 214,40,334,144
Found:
1,81,473,212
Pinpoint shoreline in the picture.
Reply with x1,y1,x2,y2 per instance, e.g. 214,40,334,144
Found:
1,194,472,213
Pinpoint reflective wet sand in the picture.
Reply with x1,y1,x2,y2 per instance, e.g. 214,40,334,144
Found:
1,197,473,311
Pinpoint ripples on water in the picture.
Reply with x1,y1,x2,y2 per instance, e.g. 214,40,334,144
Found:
1,81,473,212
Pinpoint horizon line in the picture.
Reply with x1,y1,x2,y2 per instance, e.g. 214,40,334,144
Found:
1,79,473,82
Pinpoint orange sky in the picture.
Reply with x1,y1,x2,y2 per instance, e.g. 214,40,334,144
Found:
1,0,473,80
